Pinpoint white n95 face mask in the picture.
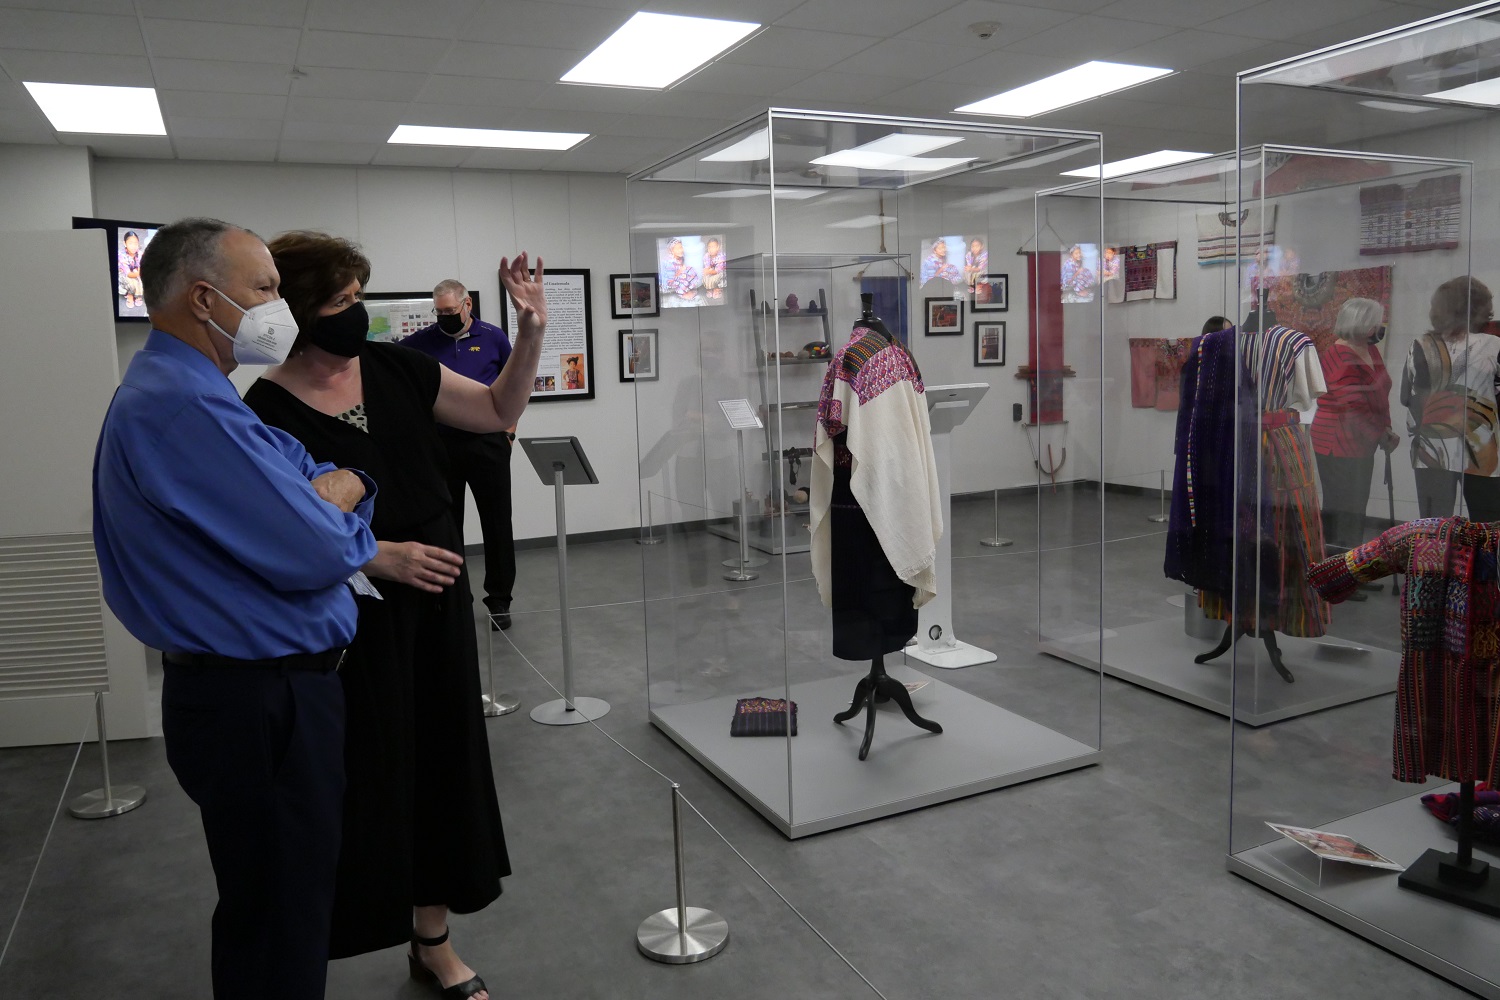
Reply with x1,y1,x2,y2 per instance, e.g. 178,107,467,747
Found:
205,286,299,365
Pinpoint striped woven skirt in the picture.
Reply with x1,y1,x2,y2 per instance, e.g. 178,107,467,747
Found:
1202,416,1330,637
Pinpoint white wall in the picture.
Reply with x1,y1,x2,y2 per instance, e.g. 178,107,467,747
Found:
90,159,634,544
0,145,92,232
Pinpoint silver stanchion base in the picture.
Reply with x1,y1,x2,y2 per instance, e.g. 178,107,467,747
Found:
637,906,729,964
980,537,1013,547
69,785,146,820
721,556,767,568
637,535,663,546
530,696,610,726
482,692,521,717
722,568,759,582
1147,514,1169,523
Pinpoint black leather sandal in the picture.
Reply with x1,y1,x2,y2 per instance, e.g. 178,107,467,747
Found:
409,927,488,999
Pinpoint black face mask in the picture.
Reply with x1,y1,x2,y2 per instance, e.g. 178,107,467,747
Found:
310,300,369,358
436,312,465,335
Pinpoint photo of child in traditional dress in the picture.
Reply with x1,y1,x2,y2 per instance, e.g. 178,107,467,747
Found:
1061,243,1099,304
919,236,964,292
658,234,725,308
562,354,585,391
963,237,988,288
117,228,152,316
701,237,726,301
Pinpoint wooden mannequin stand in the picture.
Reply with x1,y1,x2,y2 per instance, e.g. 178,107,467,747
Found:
833,655,942,761
1194,623,1295,683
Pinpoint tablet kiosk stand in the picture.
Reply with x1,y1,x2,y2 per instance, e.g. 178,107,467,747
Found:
906,383,999,670
718,400,763,583
518,437,610,726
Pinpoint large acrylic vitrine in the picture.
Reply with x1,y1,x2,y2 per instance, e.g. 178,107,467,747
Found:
1228,6,1500,996
627,109,1106,838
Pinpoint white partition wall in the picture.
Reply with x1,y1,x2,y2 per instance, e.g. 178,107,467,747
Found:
0,228,148,746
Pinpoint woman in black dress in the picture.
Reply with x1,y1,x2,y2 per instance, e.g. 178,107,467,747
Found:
243,232,545,1000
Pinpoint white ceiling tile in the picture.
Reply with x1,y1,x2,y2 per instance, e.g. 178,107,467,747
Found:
166,115,283,140
609,113,736,140
276,138,377,164
285,95,407,124
1210,40,1316,75
0,0,137,13
282,119,393,143
720,26,882,69
296,30,452,71
777,70,912,105
1108,29,1288,72
66,134,174,157
291,67,429,103
493,108,623,134
672,61,817,98
778,0,958,35
157,90,288,120
458,147,563,171
547,0,802,19
135,0,309,28
149,58,293,95
999,14,1178,59
415,75,550,108
141,18,301,64
307,0,473,38
527,83,647,115
0,79,35,110
399,102,518,129
1200,0,1394,41
173,137,279,161
893,1,1078,49
0,50,154,87
0,9,145,55
634,89,765,121
463,2,631,50
0,107,56,141
928,50,1073,93
371,143,471,168
1092,0,1264,27
826,36,995,80
1295,4,1455,49
1125,69,1239,108
430,41,581,81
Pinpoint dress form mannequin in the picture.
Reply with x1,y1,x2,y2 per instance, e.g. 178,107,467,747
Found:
821,294,942,759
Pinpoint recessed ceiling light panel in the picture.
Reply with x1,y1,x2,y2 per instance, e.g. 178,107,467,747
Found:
1061,149,1211,180
562,12,760,89
388,125,588,149
955,61,1174,118
24,82,166,135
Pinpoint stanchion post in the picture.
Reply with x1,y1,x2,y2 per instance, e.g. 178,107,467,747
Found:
69,691,146,820
481,621,520,717
637,784,729,964
638,490,662,546
980,486,1013,547
1147,468,1170,523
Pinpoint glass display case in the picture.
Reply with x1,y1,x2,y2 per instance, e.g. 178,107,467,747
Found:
1230,7,1500,996
628,109,1106,838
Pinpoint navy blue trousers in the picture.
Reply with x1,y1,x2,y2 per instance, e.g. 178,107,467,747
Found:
162,661,345,1000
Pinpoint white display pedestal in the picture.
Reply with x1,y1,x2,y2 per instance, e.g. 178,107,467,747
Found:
906,383,996,671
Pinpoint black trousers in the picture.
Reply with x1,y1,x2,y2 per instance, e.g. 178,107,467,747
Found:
162,661,345,1000
1413,467,1500,523
1315,451,1376,550
444,430,516,610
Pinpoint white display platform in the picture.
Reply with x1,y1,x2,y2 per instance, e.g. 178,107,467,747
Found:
1042,617,1398,726
1230,788,1500,999
908,383,996,670
650,662,1099,838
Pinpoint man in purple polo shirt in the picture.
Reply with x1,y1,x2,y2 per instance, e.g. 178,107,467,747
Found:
403,279,517,629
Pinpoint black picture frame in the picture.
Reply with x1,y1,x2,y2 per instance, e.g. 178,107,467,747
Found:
609,272,660,318
974,321,1006,367
924,297,963,335
619,328,658,382
504,267,595,403
971,273,1008,313
72,216,163,323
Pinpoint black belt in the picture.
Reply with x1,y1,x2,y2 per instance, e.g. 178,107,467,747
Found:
163,648,347,673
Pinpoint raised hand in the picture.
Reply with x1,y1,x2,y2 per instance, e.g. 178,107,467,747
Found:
500,252,546,338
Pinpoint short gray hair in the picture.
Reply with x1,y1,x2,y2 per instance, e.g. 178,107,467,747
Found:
141,217,253,308
432,278,467,300
1334,297,1384,341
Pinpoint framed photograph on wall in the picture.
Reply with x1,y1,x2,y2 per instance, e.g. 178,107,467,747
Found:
609,272,659,319
504,267,594,402
971,273,1008,313
619,328,658,381
925,297,963,335
363,290,482,343
974,321,1006,367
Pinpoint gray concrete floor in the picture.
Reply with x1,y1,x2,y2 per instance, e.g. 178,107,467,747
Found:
0,491,1471,999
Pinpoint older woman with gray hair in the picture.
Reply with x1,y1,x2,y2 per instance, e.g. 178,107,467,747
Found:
1310,296,1399,551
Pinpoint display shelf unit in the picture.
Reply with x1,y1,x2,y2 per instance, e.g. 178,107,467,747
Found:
629,108,1105,838
1231,6,1499,995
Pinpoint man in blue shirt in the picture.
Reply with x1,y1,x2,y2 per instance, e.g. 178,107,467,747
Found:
403,278,518,628
93,218,378,1000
